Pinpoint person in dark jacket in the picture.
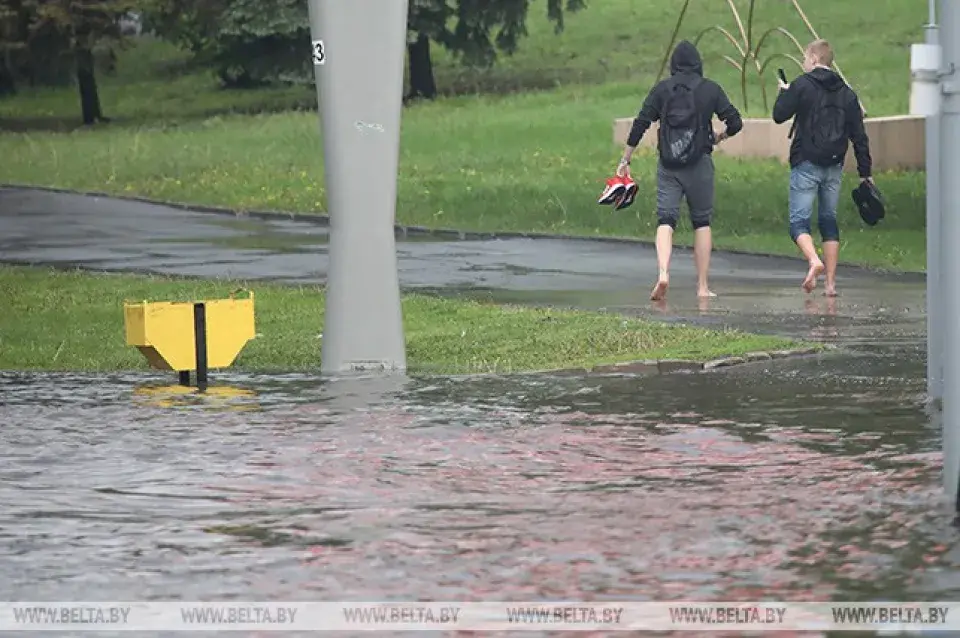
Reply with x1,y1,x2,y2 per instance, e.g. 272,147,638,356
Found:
616,40,743,302
772,39,873,297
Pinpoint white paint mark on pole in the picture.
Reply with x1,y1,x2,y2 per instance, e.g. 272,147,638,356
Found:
354,121,385,135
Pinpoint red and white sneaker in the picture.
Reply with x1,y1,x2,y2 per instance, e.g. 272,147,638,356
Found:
615,177,638,210
597,176,626,205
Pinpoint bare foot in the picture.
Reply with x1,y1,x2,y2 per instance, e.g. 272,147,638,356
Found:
650,274,670,301
650,271,669,301
802,260,824,293
650,280,669,301
824,295,837,315
824,286,838,298
697,289,717,298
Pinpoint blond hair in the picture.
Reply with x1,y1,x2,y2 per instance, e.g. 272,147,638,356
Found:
805,39,834,67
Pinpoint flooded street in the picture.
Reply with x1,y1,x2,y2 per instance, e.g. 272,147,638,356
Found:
3,343,958,618
2,187,958,635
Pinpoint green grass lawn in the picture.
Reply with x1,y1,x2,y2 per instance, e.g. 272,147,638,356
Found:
0,0,928,271
0,265,805,374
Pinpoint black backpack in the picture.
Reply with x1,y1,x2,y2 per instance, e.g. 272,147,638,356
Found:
804,83,849,166
658,76,704,169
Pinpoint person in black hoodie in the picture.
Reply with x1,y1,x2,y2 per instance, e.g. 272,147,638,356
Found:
772,39,873,297
617,40,743,302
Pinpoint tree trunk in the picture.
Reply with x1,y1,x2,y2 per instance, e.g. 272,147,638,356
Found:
0,59,15,97
406,34,437,100
75,47,103,125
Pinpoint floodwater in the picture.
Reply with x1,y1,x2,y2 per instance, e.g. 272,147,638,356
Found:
2,341,959,636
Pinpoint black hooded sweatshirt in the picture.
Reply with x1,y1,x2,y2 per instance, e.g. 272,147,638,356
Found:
772,66,872,178
626,40,743,157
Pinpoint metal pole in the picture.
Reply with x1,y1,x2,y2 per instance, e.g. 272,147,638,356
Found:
307,0,409,375
927,0,943,400
193,302,208,392
938,0,960,506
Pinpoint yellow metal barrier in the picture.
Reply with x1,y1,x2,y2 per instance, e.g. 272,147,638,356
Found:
123,290,256,390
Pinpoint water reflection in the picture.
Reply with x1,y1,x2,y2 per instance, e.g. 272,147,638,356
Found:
0,349,958,611
133,384,260,411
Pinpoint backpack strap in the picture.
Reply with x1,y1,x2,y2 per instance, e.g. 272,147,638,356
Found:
681,75,703,93
669,74,703,93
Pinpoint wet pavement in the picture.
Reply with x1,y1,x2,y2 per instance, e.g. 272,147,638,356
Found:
0,186,926,346
1,185,956,631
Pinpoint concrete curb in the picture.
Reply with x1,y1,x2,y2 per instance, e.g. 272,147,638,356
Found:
536,345,832,378
0,345,829,381
0,183,923,276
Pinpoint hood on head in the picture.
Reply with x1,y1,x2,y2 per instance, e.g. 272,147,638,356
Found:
807,65,844,91
670,40,703,76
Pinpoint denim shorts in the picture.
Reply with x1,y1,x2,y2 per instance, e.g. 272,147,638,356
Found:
788,160,843,242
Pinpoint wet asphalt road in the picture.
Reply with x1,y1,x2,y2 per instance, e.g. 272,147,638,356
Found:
0,186,927,347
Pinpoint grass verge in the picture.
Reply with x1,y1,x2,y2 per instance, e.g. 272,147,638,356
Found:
0,265,807,375
0,104,926,272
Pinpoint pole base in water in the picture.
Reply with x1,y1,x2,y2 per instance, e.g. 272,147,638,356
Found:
307,0,409,375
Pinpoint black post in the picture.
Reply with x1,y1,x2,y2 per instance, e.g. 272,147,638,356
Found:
178,371,190,386
193,302,208,392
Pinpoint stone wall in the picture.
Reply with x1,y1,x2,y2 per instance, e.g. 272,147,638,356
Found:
612,115,925,173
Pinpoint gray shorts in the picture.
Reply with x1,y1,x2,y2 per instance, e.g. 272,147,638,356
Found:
656,154,715,230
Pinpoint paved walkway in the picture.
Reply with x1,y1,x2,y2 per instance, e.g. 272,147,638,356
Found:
0,186,926,348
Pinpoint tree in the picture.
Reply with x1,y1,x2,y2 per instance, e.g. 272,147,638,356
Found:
141,0,312,88
142,0,586,99
406,0,586,100
12,0,135,122
0,0,23,96
0,0,79,96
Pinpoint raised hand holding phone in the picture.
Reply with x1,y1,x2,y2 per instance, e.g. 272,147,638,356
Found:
777,68,790,90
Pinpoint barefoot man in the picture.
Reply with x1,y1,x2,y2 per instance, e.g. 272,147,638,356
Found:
772,39,873,296
616,40,742,301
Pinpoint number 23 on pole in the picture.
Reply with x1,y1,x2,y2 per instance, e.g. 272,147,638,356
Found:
312,40,325,65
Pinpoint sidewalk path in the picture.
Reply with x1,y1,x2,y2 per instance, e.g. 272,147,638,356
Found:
0,186,926,348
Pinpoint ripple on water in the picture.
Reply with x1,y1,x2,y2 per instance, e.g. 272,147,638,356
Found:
0,361,958,613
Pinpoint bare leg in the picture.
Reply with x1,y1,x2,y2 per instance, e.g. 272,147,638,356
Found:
822,240,839,297
651,224,672,301
795,233,824,293
693,226,716,297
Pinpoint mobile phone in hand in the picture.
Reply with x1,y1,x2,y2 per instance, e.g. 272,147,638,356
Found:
777,68,788,84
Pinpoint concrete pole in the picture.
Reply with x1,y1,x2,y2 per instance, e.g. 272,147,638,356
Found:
926,0,943,400
938,0,960,506
307,0,409,375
